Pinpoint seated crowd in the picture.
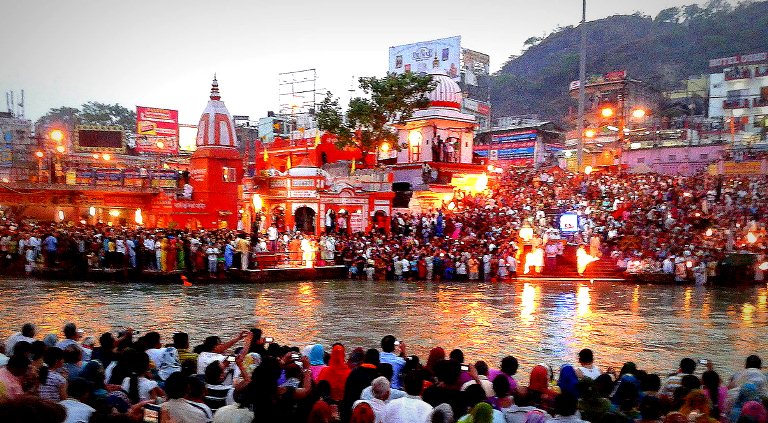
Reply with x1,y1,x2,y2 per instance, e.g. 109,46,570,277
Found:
0,322,767,423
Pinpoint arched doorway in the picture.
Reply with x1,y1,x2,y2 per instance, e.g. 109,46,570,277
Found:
294,206,316,234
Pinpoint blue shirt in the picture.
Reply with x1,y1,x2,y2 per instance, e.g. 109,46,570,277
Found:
379,351,406,390
43,236,57,252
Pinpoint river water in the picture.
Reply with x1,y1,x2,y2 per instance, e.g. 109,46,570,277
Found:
0,278,766,379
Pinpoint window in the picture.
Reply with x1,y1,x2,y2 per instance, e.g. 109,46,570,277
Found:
637,158,645,164
668,155,676,162
700,153,709,160
222,167,236,182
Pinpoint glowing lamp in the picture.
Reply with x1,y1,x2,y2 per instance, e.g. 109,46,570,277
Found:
380,142,390,153
759,262,768,271
102,153,111,161
447,202,456,210
584,166,593,175
631,109,646,119
408,130,423,147
487,164,495,172
57,210,64,221
252,193,263,212
109,209,120,217
1,177,8,183
600,107,614,118
705,228,713,237
49,129,64,142
686,260,693,268
156,141,165,149
584,129,596,138
79,219,86,225
55,145,65,154
564,150,573,158
92,153,100,159
519,226,534,241
135,208,143,225
35,151,44,158
89,206,96,216
694,212,701,217
474,173,488,192
747,232,758,243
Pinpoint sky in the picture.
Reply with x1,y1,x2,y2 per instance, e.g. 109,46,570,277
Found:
1,0,705,125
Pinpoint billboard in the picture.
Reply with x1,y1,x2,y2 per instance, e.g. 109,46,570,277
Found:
136,106,179,154
389,36,461,81
73,125,126,153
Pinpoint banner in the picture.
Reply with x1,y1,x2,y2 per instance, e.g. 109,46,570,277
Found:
136,106,179,154
389,36,461,81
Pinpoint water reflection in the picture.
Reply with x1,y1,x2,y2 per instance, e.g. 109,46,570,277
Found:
0,278,765,377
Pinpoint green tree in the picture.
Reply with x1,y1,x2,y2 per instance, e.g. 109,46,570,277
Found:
35,106,80,131
317,72,435,160
79,102,136,131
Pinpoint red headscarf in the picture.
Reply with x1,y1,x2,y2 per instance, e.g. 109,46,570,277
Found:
351,402,375,423
308,400,333,423
528,365,550,393
426,347,446,372
317,344,351,401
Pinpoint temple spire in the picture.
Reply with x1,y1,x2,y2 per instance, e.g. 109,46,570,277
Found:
210,74,221,101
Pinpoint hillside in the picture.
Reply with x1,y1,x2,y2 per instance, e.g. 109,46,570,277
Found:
489,1,768,126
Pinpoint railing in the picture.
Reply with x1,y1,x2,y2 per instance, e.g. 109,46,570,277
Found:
725,67,752,81
755,66,768,78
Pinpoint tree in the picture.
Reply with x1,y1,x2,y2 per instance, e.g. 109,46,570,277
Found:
654,7,680,23
523,36,543,50
316,72,435,159
35,102,137,133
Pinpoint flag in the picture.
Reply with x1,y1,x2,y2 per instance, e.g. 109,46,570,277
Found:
350,159,355,175
287,154,292,169
315,132,321,147
263,148,268,162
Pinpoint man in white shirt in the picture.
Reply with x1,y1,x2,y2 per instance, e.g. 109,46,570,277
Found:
161,372,212,423
353,376,390,421
5,323,36,356
143,236,156,270
380,371,433,423
60,378,96,423
267,224,279,252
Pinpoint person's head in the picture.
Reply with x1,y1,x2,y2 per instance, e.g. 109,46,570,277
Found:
63,323,80,340
144,332,161,349
642,373,662,393
433,359,461,387
63,345,82,364
284,363,302,380
402,370,425,396
30,341,47,362
639,395,662,421
21,323,36,338
465,383,488,409
474,360,488,376
493,374,511,398
553,393,579,417
164,372,189,399
363,348,380,365
173,332,190,350
449,349,464,364
680,358,697,374
187,375,206,401
99,332,115,351
13,341,31,358
745,355,762,370
0,395,67,423
380,335,396,353
205,361,224,385
430,403,455,423
43,346,64,368
67,377,92,402
371,376,390,401
681,374,701,390
201,336,221,353
350,402,375,423
594,373,614,398
6,354,30,377
579,348,594,365
377,363,394,381
500,356,519,376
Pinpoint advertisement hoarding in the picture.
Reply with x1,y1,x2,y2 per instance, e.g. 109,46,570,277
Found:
389,36,461,81
136,106,179,154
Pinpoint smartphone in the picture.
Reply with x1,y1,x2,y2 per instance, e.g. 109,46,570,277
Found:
291,353,300,360
699,359,708,365
225,356,236,363
460,364,469,371
143,403,161,423
394,340,400,346
265,336,274,343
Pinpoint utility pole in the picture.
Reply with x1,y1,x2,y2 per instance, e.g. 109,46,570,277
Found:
576,0,587,171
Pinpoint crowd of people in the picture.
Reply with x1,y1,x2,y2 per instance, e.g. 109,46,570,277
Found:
0,322,766,423
1,167,767,283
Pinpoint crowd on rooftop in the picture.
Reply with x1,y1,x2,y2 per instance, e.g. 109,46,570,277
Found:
0,322,767,423
0,167,767,282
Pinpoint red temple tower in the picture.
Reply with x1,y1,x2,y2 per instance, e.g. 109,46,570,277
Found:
187,75,242,229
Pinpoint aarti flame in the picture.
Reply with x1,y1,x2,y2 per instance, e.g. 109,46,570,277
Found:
576,246,599,275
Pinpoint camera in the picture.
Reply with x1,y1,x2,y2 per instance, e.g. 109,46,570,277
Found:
265,336,274,343
699,359,708,365
460,364,469,371
394,340,400,346
291,353,301,360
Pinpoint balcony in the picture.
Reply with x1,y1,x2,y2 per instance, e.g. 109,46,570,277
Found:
723,99,751,109
725,67,752,81
754,98,768,108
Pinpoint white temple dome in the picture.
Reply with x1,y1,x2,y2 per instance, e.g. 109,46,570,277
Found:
426,71,462,109
195,75,238,148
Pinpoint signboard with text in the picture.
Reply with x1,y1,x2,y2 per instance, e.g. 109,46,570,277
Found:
136,106,179,154
710,52,768,68
389,36,461,81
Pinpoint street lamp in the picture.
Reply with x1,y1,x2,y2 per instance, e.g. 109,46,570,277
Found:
252,193,263,234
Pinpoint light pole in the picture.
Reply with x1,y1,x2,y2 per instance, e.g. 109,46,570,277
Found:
576,0,587,171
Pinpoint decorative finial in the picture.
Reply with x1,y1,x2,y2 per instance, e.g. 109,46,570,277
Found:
210,74,221,101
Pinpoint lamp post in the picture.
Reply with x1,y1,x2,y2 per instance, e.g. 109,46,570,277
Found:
252,193,263,235
576,0,587,171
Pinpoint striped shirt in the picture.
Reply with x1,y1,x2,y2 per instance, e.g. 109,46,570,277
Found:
39,370,66,402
